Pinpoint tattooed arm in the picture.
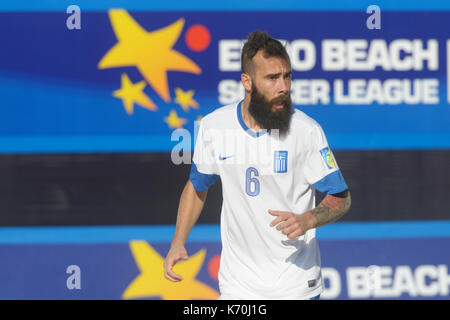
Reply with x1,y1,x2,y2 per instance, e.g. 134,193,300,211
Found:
309,190,351,229
269,190,351,239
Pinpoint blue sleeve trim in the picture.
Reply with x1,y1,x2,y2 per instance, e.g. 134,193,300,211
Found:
189,162,219,192
313,170,348,195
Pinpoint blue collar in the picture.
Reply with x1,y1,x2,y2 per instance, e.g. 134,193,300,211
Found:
236,101,267,138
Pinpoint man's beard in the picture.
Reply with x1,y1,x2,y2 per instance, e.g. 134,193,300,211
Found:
248,84,293,136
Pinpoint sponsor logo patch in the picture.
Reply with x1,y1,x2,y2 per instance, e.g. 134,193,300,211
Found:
308,279,317,288
320,147,336,170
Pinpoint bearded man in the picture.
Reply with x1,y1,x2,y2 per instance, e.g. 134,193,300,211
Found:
164,30,351,300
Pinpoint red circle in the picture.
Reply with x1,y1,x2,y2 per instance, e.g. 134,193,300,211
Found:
207,254,221,281
185,24,211,52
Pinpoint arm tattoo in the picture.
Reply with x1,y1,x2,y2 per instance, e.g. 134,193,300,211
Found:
311,191,351,228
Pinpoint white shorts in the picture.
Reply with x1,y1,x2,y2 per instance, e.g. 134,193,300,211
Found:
218,294,321,300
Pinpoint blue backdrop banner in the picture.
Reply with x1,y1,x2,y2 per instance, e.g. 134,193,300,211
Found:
0,222,449,300
0,7,450,152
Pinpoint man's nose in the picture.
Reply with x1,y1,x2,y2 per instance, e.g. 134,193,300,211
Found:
277,78,290,94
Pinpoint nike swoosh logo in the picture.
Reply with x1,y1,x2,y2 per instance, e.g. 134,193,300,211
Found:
219,155,234,161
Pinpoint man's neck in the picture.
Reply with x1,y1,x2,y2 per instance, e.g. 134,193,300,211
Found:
241,96,263,132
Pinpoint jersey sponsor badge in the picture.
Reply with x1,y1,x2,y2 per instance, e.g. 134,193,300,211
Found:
320,147,336,170
273,150,288,173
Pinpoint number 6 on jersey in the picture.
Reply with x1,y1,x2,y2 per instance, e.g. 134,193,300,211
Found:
245,167,260,197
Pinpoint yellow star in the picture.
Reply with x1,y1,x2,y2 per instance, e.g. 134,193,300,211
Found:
122,241,219,300
98,9,202,103
174,87,199,112
113,73,157,115
165,110,187,129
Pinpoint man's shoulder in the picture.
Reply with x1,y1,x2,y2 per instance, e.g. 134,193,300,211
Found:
290,107,321,132
200,102,238,128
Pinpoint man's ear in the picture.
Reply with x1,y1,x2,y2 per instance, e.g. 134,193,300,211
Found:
241,73,252,93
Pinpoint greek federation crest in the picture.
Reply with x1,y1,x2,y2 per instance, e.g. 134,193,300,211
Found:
274,151,288,173
320,147,336,170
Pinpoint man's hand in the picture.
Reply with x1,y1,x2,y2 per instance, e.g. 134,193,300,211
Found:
268,209,313,239
269,192,351,239
164,245,189,282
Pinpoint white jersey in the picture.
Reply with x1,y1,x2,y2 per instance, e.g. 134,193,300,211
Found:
190,100,348,300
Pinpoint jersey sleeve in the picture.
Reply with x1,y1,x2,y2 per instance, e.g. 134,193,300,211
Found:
303,124,348,195
189,121,219,192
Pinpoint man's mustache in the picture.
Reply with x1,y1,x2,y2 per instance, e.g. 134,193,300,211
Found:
270,94,290,107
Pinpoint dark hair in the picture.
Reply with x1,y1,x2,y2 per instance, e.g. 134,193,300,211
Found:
241,30,290,75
